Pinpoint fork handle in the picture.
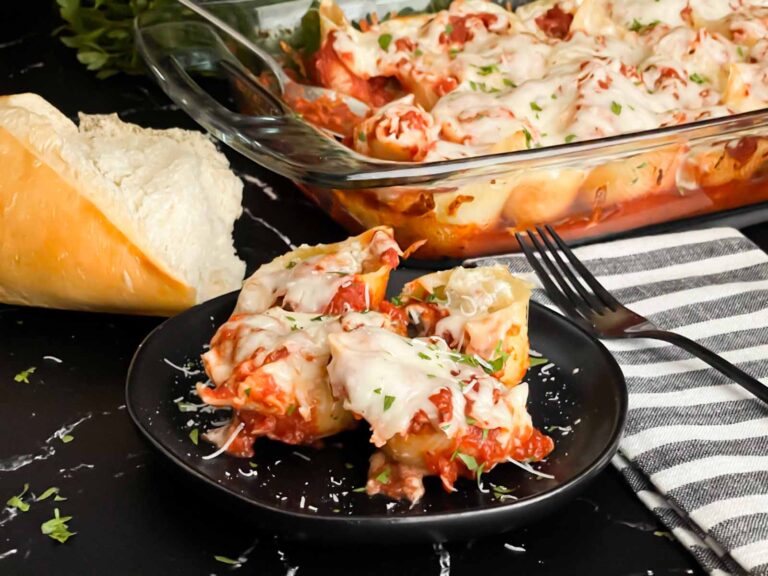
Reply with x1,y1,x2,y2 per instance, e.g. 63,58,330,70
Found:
639,330,768,404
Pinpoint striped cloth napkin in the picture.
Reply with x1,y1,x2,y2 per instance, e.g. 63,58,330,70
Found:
471,227,768,576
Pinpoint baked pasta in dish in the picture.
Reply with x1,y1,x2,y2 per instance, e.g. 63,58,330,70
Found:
327,327,553,503
234,226,407,316
397,266,532,387
306,0,768,158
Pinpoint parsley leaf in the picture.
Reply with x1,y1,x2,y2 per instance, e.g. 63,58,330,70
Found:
530,101,542,112
286,404,297,416
373,387,382,394
41,508,75,543
378,33,393,51
689,72,707,84
564,134,577,143
390,295,403,306
628,18,660,33
487,341,509,373
611,101,622,115
503,78,517,88
474,63,498,76
522,128,533,149
60,434,74,444
529,356,550,367
383,395,396,411
214,555,241,566
36,487,60,502
456,452,479,471
417,352,431,360
14,367,36,383
189,429,199,446
7,484,30,512
286,260,298,269
375,467,391,484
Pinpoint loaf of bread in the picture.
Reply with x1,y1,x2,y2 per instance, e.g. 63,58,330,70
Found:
0,93,246,315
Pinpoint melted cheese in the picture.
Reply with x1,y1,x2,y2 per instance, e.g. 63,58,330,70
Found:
202,308,392,418
317,0,768,160
327,327,529,447
235,229,399,314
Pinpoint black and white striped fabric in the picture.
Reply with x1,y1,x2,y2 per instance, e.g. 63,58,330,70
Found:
471,227,768,576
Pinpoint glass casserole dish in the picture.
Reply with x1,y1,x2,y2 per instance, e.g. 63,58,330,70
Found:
135,0,768,260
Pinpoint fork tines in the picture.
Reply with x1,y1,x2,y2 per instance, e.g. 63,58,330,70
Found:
515,225,621,320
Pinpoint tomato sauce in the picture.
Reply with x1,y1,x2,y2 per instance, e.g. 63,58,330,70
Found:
325,278,369,314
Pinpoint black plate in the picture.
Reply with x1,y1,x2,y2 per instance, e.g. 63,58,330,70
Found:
125,269,627,542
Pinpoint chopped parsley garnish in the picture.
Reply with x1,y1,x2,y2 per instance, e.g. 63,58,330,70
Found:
469,80,478,91
358,131,366,143
445,24,454,35
487,341,509,373
636,161,648,169
482,428,490,441
14,367,36,383
7,484,30,512
474,63,498,76
414,48,423,56
60,434,74,444
244,387,251,397
427,374,437,379
189,429,199,445
610,101,622,116
286,404,297,416
378,33,393,51
466,417,477,425
390,295,403,306
456,452,479,471
373,387,382,394
737,46,745,58
36,487,60,502
628,18,660,33
375,467,391,484
286,260,298,269
425,291,445,303
449,48,460,59
529,356,550,367
503,78,517,88
564,134,577,143
214,555,241,566
249,462,258,469
417,352,431,360
551,93,558,100
689,72,707,84
530,101,542,112
523,128,533,149
41,508,75,543
383,395,396,411
352,486,367,493
311,315,325,322
344,462,354,470
176,401,198,413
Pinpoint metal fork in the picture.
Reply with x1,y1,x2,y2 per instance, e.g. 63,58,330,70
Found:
515,225,768,405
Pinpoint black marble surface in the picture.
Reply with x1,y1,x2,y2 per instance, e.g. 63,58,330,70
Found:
1,2,766,574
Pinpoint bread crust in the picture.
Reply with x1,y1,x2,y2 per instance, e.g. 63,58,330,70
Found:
0,125,196,315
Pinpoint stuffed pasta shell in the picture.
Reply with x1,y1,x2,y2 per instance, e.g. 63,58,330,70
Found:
397,266,532,387
327,327,553,503
198,308,404,457
234,226,407,316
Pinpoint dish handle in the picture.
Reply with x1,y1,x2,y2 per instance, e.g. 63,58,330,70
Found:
134,20,375,181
